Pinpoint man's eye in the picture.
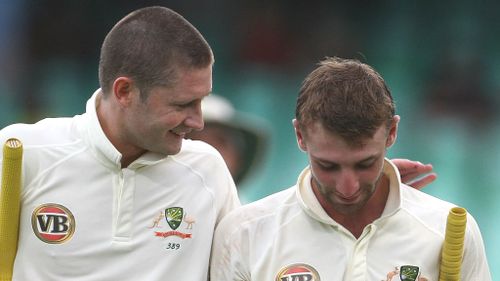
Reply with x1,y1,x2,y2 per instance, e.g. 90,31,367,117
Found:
318,163,339,170
176,102,192,108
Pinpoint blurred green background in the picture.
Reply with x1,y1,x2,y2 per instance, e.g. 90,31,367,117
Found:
1,0,498,277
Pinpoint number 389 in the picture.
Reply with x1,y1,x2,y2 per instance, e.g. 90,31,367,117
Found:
166,243,181,250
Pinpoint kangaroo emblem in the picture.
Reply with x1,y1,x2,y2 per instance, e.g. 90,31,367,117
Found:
183,213,196,229
148,211,164,228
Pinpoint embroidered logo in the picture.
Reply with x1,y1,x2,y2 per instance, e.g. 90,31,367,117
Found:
384,265,429,281
165,207,183,230
31,203,75,244
275,263,321,281
149,207,194,240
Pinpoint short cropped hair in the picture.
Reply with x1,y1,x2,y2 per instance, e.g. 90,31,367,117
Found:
98,6,214,100
295,57,395,145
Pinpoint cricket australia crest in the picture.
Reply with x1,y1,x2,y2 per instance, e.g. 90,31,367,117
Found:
150,206,194,241
165,207,183,230
384,265,429,281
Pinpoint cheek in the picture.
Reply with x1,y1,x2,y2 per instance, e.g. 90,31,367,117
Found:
147,112,182,131
123,107,146,135
311,167,337,189
312,167,380,189
143,101,183,129
361,164,385,185
164,111,187,127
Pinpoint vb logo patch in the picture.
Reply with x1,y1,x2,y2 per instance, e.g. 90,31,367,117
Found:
384,265,429,281
31,203,75,244
276,263,320,281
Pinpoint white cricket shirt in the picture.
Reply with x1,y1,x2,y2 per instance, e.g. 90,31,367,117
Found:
211,159,491,281
0,90,240,280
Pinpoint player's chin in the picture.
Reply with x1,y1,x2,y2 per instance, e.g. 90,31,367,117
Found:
159,146,181,156
161,141,182,155
332,198,364,214
164,140,183,155
155,136,183,156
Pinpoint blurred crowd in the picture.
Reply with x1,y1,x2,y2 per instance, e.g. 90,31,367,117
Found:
3,1,499,127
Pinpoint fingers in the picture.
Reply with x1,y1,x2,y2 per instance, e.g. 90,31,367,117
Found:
400,164,433,182
401,162,433,175
391,158,417,171
391,158,437,190
406,173,438,190
392,159,433,174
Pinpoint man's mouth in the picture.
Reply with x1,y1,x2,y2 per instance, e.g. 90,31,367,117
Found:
170,130,190,138
335,190,361,203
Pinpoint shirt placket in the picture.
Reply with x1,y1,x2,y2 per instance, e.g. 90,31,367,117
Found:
112,168,136,242
344,224,377,281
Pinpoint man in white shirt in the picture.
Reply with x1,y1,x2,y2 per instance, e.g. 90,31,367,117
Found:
210,57,491,281
0,6,240,280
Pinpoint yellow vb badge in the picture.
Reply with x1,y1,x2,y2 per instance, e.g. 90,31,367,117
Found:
31,203,75,244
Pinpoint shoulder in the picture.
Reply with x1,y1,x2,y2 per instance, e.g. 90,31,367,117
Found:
173,139,231,180
400,184,481,235
400,185,455,227
0,116,82,147
0,116,88,187
216,187,298,236
176,138,226,163
401,184,456,212
401,186,490,278
0,117,85,164
173,138,236,191
175,139,240,221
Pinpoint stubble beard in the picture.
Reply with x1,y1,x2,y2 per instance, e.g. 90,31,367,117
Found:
313,177,378,216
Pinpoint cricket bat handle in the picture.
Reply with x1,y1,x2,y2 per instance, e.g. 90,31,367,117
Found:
0,138,23,281
438,207,467,281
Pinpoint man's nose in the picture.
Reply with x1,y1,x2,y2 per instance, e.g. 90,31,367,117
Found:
186,102,204,131
336,169,360,198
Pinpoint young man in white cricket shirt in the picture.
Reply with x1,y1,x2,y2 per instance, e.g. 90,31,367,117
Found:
210,57,491,281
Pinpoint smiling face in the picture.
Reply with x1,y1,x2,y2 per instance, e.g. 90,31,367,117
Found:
117,65,212,161
294,117,398,217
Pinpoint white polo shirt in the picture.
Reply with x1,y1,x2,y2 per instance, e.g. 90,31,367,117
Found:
0,90,240,280
211,160,491,281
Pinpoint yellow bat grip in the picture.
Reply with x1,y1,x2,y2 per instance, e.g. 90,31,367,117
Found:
439,207,467,281
0,138,23,281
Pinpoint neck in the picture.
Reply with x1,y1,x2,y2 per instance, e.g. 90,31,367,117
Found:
96,93,145,168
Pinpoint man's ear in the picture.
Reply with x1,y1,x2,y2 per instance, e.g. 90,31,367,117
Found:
293,119,307,152
386,115,400,148
112,77,137,107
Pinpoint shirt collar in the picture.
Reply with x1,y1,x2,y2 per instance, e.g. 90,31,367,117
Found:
81,89,167,169
297,158,403,224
